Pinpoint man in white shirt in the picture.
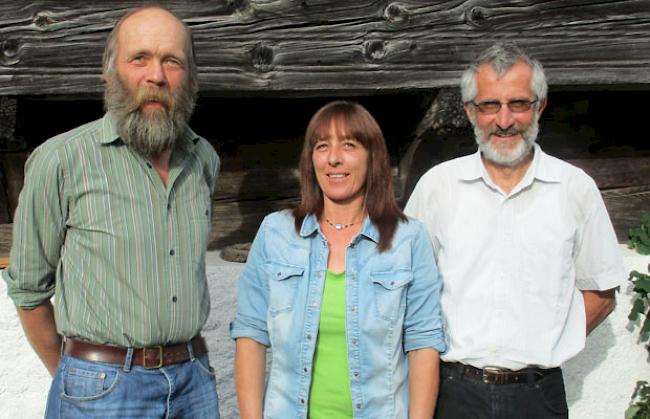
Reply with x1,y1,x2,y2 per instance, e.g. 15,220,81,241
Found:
405,43,624,418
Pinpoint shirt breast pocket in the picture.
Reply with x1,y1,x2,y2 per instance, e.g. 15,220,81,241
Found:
370,270,413,322
266,262,305,316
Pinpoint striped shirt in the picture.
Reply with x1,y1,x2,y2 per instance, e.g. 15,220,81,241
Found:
2,114,220,346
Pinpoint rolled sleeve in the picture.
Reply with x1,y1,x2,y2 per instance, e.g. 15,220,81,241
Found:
403,222,446,354
4,146,67,308
229,219,271,347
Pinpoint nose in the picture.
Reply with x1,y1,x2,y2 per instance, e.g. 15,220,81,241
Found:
146,60,167,87
495,104,515,130
327,144,342,166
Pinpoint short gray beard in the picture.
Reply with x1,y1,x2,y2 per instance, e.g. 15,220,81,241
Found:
104,74,195,157
473,112,540,167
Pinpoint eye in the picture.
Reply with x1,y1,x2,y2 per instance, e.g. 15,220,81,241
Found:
314,142,327,151
343,141,357,149
131,55,147,64
476,101,501,113
508,99,534,112
164,57,183,68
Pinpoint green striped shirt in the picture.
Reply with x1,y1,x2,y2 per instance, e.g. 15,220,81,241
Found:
2,114,220,346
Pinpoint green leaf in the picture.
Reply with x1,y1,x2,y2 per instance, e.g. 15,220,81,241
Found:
629,298,646,321
625,405,640,419
641,315,650,341
637,243,650,256
638,279,650,294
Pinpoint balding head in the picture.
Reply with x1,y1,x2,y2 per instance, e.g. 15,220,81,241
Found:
102,6,198,95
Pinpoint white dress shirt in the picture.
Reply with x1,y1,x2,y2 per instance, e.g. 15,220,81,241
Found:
405,144,625,370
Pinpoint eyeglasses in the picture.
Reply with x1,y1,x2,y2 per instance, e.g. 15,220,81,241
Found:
470,99,538,114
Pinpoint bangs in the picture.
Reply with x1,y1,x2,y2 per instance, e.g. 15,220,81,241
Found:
305,102,376,149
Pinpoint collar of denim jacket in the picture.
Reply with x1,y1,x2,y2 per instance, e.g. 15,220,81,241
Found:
300,213,379,244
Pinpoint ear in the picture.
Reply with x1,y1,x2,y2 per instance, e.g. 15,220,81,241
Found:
537,97,548,115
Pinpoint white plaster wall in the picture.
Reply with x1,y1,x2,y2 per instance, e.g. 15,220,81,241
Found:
0,246,648,418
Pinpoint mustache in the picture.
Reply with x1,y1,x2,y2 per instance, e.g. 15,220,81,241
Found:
491,126,522,136
127,88,173,114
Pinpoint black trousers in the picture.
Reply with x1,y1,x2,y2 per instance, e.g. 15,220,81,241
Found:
435,362,569,419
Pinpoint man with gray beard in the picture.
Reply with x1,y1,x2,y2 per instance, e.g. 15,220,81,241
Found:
405,43,624,418
2,6,221,418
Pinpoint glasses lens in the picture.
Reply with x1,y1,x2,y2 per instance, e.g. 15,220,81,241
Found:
476,101,501,114
508,100,535,112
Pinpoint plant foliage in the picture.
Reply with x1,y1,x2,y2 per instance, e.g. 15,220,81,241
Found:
629,212,650,255
626,212,650,418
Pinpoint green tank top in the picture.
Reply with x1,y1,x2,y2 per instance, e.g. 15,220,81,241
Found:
308,270,353,419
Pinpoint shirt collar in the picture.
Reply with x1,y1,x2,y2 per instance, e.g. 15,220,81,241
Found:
98,112,199,152
299,213,380,244
459,143,561,185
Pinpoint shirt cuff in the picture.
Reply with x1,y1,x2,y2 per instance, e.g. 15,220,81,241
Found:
229,316,270,347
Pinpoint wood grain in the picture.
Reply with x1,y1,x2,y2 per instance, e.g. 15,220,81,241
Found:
1,0,649,95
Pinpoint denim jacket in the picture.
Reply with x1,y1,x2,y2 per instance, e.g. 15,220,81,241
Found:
230,210,446,418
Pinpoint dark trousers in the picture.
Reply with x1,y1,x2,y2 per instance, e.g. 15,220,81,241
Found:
435,362,569,419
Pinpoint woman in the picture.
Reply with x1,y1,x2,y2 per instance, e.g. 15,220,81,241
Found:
230,101,445,418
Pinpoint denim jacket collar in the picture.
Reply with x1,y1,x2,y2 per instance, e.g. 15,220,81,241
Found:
299,213,380,244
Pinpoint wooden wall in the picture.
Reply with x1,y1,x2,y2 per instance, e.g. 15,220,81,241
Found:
1,1,650,95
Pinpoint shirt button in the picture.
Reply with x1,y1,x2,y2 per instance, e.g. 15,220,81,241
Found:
307,334,312,340
300,398,305,404
351,339,358,345
167,203,171,211
170,249,175,256
351,307,357,312
172,296,177,303
353,371,359,377
205,209,209,216
356,403,361,409
303,367,308,373
277,272,282,277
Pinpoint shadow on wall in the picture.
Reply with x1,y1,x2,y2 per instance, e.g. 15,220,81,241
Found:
563,318,616,407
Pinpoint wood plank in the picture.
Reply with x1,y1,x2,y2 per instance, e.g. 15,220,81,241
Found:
209,197,300,249
602,185,650,242
567,157,650,190
1,1,650,95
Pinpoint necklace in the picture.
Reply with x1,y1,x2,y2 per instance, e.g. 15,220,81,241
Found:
325,218,356,230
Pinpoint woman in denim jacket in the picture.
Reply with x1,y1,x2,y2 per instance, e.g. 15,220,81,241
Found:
231,101,446,419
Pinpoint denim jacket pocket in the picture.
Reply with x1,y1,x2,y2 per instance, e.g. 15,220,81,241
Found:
266,262,305,316
370,269,413,322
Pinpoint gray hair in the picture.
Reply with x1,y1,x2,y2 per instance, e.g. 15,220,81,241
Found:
101,6,198,95
460,43,547,104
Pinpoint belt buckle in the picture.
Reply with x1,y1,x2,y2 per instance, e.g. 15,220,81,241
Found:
143,346,164,369
482,366,502,384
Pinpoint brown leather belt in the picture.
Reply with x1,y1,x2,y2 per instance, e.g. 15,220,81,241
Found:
63,336,208,369
442,361,560,385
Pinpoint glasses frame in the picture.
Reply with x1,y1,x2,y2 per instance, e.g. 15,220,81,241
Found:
470,98,538,114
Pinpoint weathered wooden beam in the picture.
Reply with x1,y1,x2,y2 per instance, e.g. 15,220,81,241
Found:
1,1,649,95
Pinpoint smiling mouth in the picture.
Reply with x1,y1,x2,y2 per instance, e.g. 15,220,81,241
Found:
327,173,349,179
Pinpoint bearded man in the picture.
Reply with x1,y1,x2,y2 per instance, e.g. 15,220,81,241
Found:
405,43,624,418
2,6,221,418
